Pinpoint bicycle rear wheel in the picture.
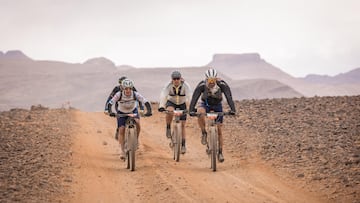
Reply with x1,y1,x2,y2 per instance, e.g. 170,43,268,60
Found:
209,126,217,171
173,123,182,162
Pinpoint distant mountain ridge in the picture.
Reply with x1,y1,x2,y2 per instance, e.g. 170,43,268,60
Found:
83,57,116,67
0,50,32,60
0,50,359,111
207,53,360,97
303,68,360,84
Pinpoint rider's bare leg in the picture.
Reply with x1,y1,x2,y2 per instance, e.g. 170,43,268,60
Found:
164,106,174,138
217,123,223,151
119,126,126,152
197,107,208,145
181,120,187,147
197,107,206,132
217,123,225,162
181,120,187,153
181,120,186,140
166,106,174,126
135,118,141,138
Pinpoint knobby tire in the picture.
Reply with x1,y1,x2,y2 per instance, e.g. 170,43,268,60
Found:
125,129,130,169
209,126,217,172
173,123,182,162
128,128,137,171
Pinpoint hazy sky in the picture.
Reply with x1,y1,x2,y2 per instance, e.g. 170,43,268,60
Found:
1,0,359,77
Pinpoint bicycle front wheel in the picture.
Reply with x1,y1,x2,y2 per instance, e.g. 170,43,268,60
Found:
173,123,182,162
128,128,137,171
209,126,217,172
125,130,130,169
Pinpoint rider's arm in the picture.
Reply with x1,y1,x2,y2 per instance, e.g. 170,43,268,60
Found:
104,98,111,113
184,81,193,104
134,92,152,115
107,91,121,113
159,82,171,109
132,87,144,110
189,81,204,112
144,101,152,115
105,86,120,110
219,81,236,112
183,81,193,111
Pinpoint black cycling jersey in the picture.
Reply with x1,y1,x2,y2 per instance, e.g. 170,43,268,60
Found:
189,80,236,112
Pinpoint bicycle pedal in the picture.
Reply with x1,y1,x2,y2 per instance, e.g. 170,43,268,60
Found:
120,155,126,161
206,148,211,155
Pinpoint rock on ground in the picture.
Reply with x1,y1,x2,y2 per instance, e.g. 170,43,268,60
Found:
0,105,73,203
225,96,360,202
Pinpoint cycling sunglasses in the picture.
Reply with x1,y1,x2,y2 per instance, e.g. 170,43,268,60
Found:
207,77,217,83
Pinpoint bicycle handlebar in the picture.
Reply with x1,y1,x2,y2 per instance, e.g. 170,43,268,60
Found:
115,113,138,118
109,112,151,118
191,111,234,116
162,109,188,114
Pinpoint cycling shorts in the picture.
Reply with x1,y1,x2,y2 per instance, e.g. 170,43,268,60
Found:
116,108,139,127
199,102,223,123
166,101,187,121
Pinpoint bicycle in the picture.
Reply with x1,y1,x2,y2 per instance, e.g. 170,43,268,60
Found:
164,109,186,162
196,111,231,172
116,113,138,171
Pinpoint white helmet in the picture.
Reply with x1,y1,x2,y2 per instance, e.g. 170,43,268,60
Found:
121,79,134,89
205,68,217,78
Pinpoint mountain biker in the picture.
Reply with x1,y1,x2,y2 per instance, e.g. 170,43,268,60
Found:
158,70,192,154
104,76,144,140
189,68,236,162
107,79,152,160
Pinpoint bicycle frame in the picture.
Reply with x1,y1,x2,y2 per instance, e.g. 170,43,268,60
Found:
197,111,229,172
165,109,185,162
206,112,219,172
117,113,138,171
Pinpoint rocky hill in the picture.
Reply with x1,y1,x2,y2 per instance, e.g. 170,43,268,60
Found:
208,53,360,97
0,50,32,61
0,50,359,112
0,51,302,111
208,53,292,80
303,68,360,85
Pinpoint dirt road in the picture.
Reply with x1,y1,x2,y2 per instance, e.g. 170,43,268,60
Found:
69,111,326,203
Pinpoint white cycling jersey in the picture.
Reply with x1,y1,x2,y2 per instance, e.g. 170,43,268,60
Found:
110,90,148,113
159,80,192,108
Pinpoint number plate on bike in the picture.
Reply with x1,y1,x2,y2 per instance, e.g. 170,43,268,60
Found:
206,113,218,120
173,110,183,116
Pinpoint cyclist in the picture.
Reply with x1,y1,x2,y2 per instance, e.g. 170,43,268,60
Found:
158,70,192,154
104,76,144,140
189,68,236,162
107,79,152,160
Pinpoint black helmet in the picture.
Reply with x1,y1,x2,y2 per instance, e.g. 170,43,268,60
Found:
118,76,127,84
171,70,181,79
